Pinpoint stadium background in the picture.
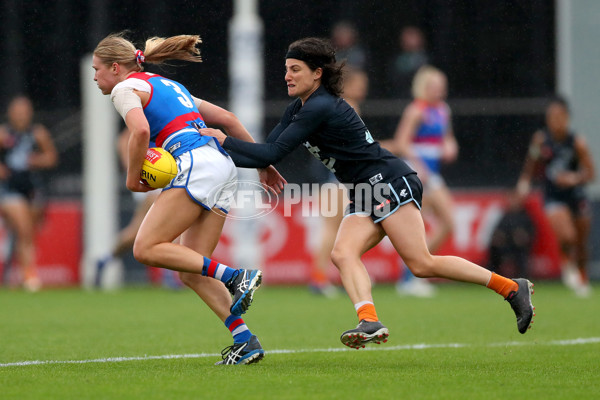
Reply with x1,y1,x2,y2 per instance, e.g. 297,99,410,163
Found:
0,0,598,285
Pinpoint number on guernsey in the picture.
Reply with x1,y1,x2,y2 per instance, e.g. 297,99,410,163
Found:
161,79,193,108
365,129,374,144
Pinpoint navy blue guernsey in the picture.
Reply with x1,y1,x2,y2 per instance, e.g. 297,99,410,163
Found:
540,129,585,201
223,86,414,185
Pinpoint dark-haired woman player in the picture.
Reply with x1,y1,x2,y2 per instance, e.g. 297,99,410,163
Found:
204,38,535,348
516,97,595,297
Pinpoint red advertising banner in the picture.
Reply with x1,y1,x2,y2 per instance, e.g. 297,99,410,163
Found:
1,192,560,288
0,202,82,287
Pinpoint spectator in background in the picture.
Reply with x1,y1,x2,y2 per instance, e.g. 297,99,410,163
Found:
385,66,458,297
488,195,535,279
0,96,58,291
516,97,595,297
310,68,369,297
387,26,429,98
331,21,367,70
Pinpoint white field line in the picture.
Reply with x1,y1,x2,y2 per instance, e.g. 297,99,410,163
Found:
1,337,599,368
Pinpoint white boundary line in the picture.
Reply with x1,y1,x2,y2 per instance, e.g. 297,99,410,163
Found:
1,337,599,368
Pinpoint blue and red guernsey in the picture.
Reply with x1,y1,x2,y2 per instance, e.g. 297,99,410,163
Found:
127,72,214,158
412,99,450,174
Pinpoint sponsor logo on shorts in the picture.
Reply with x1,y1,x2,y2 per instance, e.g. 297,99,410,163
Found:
399,189,407,198
369,173,383,185
168,142,181,153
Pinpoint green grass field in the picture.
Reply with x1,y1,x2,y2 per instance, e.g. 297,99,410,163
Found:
1,282,599,399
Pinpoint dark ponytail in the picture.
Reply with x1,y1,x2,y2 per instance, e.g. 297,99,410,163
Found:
286,37,345,97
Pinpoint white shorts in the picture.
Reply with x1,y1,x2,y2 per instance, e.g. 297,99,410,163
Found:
424,173,445,191
163,142,238,213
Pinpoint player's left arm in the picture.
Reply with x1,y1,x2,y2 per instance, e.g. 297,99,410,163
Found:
29,124,59,169
575,135,595,184
195,99,255,143
442,110,459,163
553,135,595,188
195,98,286,193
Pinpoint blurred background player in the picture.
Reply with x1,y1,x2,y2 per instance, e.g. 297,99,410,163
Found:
309,68,368,297
331,21,367,71
516,97,595,297
387,26,430,98
385,65,458,297
0,96,58,291
94,128,162,287
487,194,535,279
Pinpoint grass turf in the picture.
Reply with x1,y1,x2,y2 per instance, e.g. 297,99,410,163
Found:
1,282,598,399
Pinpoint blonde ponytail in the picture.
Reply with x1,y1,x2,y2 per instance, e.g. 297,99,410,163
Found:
94,32,202,72
143,35,202,64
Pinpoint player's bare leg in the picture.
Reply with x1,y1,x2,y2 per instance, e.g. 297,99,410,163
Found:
331,214,389,348
178,207,233,321
546,205,580,292
134,188,261,315
382,203,534,334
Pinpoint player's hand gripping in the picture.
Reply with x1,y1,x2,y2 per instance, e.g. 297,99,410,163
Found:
259,165,287,194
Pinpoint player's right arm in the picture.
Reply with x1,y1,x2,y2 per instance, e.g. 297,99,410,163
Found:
516,130,544,199
392,103,430,179
194,98,286,193
124,108,151,192
112,86,152,192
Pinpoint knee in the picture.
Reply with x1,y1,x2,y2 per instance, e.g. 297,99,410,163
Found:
330,246,355,270
132,237,152,266
406,256,436,278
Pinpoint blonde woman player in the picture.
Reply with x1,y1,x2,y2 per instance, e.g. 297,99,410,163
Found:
92,32,285,365
390,66,458,297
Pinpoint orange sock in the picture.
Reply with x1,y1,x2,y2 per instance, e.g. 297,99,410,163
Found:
356,302,378,322
487,273,518,298
310,268,328,285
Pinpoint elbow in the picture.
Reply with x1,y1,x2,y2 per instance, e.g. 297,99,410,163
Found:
215,111,240,132
47,152,59,168
130,124,150,140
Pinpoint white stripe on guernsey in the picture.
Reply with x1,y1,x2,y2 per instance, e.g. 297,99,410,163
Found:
231,324,249,337
1,337,599,368
354,301,374,312
413,143,442,159
214,265,227,281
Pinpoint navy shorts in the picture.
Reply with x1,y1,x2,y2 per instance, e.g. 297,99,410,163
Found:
345,173,423,223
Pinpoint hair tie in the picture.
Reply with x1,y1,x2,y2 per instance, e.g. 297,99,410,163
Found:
135,49,145,66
